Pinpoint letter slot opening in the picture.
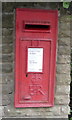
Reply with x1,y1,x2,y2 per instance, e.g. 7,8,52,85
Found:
23,23,51,32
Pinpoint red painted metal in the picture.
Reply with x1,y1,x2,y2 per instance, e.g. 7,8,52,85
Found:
15,8,58,108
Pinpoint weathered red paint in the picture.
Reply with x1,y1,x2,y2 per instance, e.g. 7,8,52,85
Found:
15,8,58,108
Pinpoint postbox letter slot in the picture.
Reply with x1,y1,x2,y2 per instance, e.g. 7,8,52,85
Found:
24,24,51,32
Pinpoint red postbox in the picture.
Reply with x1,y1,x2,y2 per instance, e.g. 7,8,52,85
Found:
15,8,58,107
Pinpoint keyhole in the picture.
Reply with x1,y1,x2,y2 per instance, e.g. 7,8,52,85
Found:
26,74,28,77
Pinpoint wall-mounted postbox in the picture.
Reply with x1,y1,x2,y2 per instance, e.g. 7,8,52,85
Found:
15,8,58,107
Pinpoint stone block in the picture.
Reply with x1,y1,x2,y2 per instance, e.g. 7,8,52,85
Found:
0,36,2,44
0,46,2,54
59,32,70,38
2,28,13,36
2,36,13,44
55,85,70,95
2,2,15,12
60,105,70,115
58,37,70,46
2,0,16,2
0,73,14,84
8,92,14,106
59,30,70,38
4,106,42,117
0,28,2,37
15,2,34,8
56,73,71,85
0,74,2,84
2,44,13,54
57,55,70,64
60,15,70,23
0,85,2,106
71,39,72,47
0,95,2,106
17,109,54,117
3,106,25,117
55,95,70,105
2,14,13,28
2,81,14,95
0,106,4,117
0,54,2,63
2,2,38,12
2,85,14,106
2,63,13,73
56,64,70,74
3,105,61,117
2,94,10,106
2,54,13,63
59,22,70,31
58,45,70,55
2,36,14,45
47,106,61,116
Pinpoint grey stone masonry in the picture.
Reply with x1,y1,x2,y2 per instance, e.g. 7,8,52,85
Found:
1,2,71,118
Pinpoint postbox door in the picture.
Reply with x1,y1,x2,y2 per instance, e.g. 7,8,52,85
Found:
18,39,51,106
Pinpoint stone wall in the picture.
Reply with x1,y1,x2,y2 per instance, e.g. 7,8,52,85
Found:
69,12,72,118
1,2,71,118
